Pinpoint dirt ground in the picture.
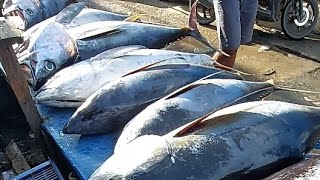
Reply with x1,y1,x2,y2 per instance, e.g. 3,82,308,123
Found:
80,0,320,107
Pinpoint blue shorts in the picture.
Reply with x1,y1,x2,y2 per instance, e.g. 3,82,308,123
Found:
213,0,258,50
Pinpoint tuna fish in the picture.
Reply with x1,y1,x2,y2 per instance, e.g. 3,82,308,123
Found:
63,64,243,135
35,45,217,108
264,156,320,180
2,0,73,30
18,2,219,90
90,101,320,180
114,78,278,152
20,3,129,40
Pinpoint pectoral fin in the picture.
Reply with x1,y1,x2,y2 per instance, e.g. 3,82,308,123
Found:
68,22,124,40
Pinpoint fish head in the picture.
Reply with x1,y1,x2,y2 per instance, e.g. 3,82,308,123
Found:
2,0,43,30
20,22,78,90
90,135,172,179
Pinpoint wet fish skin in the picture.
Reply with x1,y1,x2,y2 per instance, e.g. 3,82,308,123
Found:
22,19,213,90
90,101,320,180
114,78,276,152
2,0,72,30
72,21,204,60
63,64,242,135
35,46,215,108
264,156,320,180
21,22,78,89
22,7,129,39
18,2,214,90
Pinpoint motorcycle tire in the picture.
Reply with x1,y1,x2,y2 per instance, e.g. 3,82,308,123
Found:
281,0,319,39
196,2,216,25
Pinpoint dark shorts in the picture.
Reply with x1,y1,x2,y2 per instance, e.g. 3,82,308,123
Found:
213,0,258,50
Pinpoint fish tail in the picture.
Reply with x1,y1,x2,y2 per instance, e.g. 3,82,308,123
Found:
186,0,228,56
186,0,215,52
188,0,199,31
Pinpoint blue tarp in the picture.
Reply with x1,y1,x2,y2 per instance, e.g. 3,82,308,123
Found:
39,104,320,180
39,105,120,180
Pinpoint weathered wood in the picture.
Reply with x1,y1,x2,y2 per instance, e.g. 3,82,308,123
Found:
0,19,47,155
0,18,23,46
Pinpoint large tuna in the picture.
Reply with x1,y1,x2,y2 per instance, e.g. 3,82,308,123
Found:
2,0,73,30
18,2,218,90
90,101,320,180
35,45,220,108
19,3,129,41
63,64,243,135
114,78,279,152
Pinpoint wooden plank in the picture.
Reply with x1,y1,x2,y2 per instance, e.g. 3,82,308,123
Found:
0,19,47,155
0,18,23,45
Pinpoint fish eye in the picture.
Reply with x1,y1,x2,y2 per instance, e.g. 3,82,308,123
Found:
44,61,55,71
26,9,34,16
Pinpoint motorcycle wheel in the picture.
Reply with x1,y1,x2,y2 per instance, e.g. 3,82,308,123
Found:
281,0,319,39
196,2,216,25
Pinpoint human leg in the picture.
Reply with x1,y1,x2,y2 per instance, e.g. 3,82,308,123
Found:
240,0,259,45
212,0,241,68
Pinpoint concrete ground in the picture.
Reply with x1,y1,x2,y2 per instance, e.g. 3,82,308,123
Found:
81,0,320,106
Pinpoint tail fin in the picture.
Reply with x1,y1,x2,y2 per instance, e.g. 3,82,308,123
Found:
187,0,229,57
188,0,198,31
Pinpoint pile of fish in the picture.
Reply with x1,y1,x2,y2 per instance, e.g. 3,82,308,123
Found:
2,0,74,30
5,0,320,179
91,101,320,179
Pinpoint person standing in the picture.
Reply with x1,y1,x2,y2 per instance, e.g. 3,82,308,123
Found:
212,0,258,68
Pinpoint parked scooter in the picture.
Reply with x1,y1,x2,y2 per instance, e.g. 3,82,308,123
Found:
195,0,319,39
0,0,3,17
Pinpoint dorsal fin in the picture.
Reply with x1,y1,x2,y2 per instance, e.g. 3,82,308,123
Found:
55,2,87,25
165,82,205,100
122,60,168,77
174,118,205,137
91,45,147,61
172,113,235,137
68,22,124,40
164,71,227,100
121,57,186,77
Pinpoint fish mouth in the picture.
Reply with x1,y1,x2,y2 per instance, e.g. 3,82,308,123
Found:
36,99,84,104
20,64,33,85
20,60,41,91
3,8,26,30
36,96,84,108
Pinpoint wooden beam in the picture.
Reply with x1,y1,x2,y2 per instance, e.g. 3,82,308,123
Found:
0,19,47,155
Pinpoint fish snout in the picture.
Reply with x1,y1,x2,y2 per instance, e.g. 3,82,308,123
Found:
19,60,41,90
63,107,97,135
2,5,27,30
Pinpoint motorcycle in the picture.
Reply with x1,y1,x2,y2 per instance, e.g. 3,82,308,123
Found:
195,0,319,39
